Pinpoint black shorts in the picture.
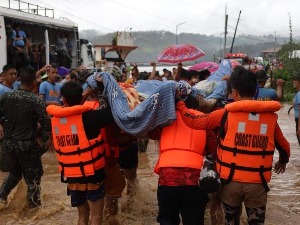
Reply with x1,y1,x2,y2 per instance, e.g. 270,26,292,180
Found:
118,143,138,169
67,183,105,207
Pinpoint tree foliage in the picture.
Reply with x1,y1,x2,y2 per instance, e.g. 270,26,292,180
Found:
274,42,300,102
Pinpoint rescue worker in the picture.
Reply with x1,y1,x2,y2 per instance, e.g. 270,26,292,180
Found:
0,67,50,208
46,81,115,225
255,70,284,101
151,95,217,225
85,71,140,206
39,65,62,106
175,66,290,225
0,64,18,95
83,99,126,225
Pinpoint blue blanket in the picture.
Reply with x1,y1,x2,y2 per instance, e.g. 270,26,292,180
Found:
87,73,178,135
206,59,232,99
87,63,231,135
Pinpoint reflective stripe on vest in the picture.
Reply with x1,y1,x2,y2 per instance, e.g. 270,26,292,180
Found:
155,110,206,174
83,100,120,158
217,101,278,188
48,105,105,180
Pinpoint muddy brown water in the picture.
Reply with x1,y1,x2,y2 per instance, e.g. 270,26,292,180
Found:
0,104,300,225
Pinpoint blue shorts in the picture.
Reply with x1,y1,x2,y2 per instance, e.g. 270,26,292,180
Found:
67,183,105,207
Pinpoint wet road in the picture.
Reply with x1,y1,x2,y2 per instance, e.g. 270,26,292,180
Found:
0,104,300,225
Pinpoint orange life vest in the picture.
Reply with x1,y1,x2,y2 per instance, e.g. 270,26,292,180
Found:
83,100,120,158
155,110,206,174
47,104,105,181
216,100,281,189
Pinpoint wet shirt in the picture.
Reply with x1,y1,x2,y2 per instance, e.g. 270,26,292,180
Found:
257,87,277,101
7,30,16,46
293,91,300,118
0,84,14,96
0,89,50,141
14,30,26,47
0,82,21,96
39,81,62,103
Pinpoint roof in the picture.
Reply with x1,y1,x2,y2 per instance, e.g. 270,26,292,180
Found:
0,6,76,29
94,44,138,62
261,47,281,53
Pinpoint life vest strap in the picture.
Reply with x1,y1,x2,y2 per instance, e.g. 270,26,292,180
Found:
56,140,104,156
259,166,270,192
60,152,105,182
219,144,274,157
59,151,105,168
217,158,271,192
217,157,272,172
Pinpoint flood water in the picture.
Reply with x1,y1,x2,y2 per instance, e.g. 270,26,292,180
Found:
0,104,300,225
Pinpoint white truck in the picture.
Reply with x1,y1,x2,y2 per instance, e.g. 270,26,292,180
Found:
0,1,95,71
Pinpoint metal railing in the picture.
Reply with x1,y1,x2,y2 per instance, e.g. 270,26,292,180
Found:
4,0,54,18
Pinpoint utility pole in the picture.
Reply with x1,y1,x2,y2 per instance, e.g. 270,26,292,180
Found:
288,12,293,44
273,31,277,59
223,4,228,58
230,10,242,54
176,22,186,45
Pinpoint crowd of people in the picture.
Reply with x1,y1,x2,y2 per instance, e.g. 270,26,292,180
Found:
6,22,72,74
0,58,296,225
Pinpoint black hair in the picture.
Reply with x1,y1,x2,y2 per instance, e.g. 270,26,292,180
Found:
179,68,188,80
138,71,150,80
61,81,83,106
184,95,199,110
230,66,257,98
2,64,16,73
20,67,37,86
187,70,199,81
256,69,267,77
69,72,79,81
49,65,58,69
78,70,93,83
198,69,210,80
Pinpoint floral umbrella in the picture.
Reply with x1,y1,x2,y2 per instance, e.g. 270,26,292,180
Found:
157,44,205,63
188,61,219,73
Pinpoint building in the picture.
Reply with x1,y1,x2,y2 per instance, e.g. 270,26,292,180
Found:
260,47,281,61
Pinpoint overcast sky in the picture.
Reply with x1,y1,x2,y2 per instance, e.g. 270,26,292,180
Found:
2,0,300,37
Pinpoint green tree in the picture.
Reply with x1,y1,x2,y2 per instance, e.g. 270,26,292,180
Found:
275,42,300,102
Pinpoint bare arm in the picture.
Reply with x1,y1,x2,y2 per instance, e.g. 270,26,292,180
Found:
81,86,93,104
276,79,284,101
38,94,60,106
147,62,157,80
36,65,51,78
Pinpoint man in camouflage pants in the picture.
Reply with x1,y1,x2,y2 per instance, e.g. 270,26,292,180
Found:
0,67,50,208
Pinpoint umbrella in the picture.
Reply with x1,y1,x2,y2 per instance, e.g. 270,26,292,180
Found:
157,44,205,63
188,61,219,73
58,66,71,77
